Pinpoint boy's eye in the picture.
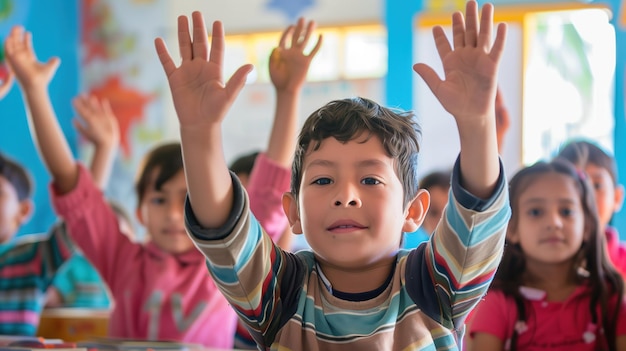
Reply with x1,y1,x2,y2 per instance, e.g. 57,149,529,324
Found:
560,208,573,217
313,178,332,185
527,208,542,217
361,177,381,185
593,182,603,191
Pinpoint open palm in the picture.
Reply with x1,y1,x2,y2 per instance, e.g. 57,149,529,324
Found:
155,13,252,130
4,26,59,90
413,2,506,125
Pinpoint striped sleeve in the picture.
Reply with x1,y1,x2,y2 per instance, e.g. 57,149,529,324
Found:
186,173,303,347
406,156,511,330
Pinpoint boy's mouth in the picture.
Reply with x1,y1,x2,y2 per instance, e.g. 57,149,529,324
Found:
327,220,367,232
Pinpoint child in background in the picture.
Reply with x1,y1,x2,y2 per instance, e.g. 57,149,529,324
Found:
558,140,626,278
6,16,319,348
0,152,76,335
468,158,626,350
45,94,119,309
402,170,450,249
229,150,295,253
156,1,510,349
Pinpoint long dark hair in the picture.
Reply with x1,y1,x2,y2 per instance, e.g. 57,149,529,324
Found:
492,158,623,350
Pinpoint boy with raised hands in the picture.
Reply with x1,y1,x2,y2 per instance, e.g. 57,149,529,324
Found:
155,1,510,349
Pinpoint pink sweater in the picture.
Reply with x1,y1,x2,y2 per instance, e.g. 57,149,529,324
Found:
51,153,290,348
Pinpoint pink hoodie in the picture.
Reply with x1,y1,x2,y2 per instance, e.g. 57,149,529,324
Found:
51,153,290,348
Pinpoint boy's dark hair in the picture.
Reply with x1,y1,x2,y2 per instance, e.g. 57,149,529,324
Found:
557,140,618,185
419,170,451,191
135,142,184,205
291,97,421,207
0,152,33,201
493,158,623,351
229,151,260,176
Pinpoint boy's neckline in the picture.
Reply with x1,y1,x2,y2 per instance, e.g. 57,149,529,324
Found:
317,258,397,302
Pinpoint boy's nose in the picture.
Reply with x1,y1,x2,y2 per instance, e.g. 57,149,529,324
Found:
332,194,362,208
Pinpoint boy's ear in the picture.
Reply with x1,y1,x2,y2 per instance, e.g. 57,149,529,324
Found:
402,189,430,233
282,192,303,234
614,184,624,213
17,199,34,226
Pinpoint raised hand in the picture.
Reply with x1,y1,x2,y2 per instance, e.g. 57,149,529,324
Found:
72,94,120,189
0,66,14,99
4,26,60,90
72,95,120,150
269,18,322,93
413,1,506,125
154,12,253,131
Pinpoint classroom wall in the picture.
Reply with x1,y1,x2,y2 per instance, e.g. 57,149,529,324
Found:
1,0,625,237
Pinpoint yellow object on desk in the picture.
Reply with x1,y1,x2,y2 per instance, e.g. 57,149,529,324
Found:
36,308,110,342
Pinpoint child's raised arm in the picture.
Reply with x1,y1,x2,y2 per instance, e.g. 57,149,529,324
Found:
4,26,78,194
72,94,120,189
413,1,506,198
0,65,14,99
154,13,252,228
266,18,321,166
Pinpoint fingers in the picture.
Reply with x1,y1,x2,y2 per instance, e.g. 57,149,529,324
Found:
278,25,294,49
72,95,93,120
451,12,465,49
46,57,61,75
225,64,254,100
154,38,176,77
101,98,114,118
291,17,305,48
413,63,441,95
4,26,24,59
432,26,452,61
477,2,493,50
307,34,323,58
463,0,479,47
191,11,209,60
300,20,315,48
489,23,507,63
208,21,225,78
72,118,89,138
178,15,192,61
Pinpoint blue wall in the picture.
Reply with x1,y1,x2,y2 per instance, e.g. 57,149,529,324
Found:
0,0,79,236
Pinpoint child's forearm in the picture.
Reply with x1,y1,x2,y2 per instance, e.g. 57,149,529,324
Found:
89,142,117,190
457,118,500,199
265,90,300,168
23,86,78,194
180,126,234,228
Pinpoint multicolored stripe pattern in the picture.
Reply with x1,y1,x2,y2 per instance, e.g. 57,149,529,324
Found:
189,161,510,350
0,223,75,335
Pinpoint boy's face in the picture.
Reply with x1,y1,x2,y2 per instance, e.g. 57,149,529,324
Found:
136,169,194,254
0,175,31,244
584,163,623,230
284,134,426,268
